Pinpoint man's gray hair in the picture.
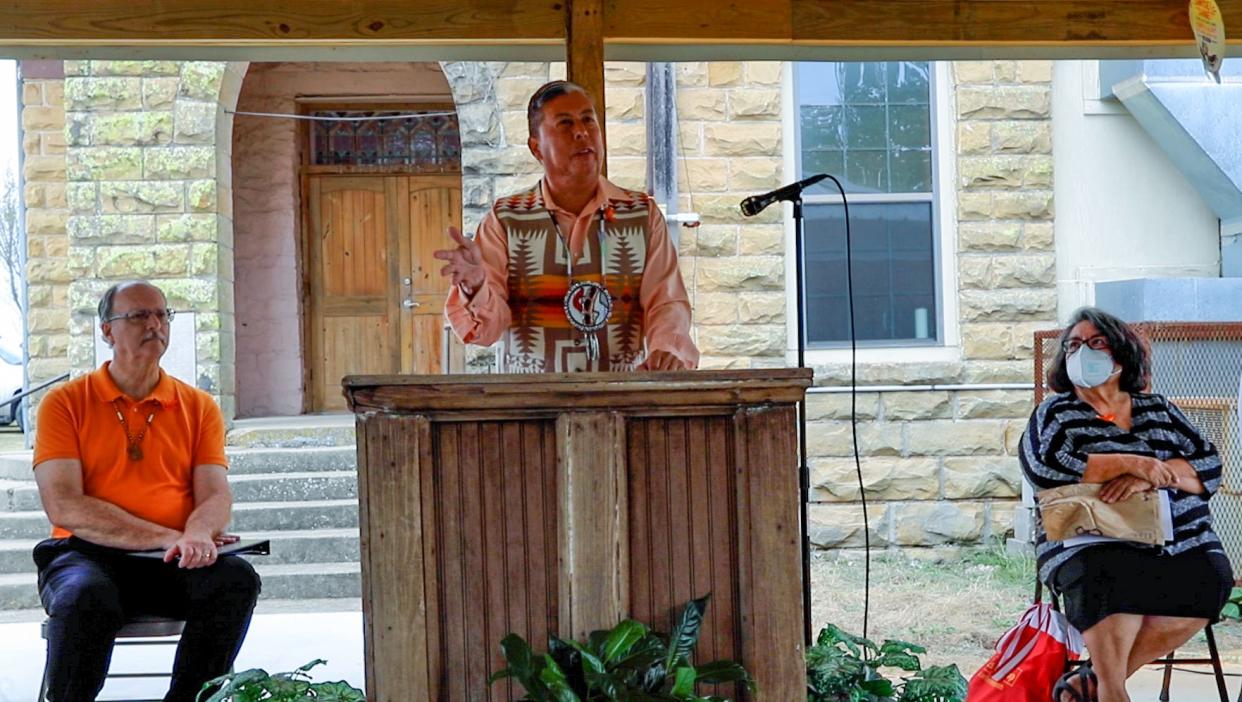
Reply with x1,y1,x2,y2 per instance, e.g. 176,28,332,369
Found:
527,80,594,138
98,281,165,322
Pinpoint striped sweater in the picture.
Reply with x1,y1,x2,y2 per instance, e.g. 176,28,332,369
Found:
1020,392,1224,584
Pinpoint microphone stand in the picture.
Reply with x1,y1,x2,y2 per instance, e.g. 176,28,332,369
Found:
793,195,812,648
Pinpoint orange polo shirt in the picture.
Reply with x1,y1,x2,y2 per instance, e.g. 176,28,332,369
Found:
33,362,229,539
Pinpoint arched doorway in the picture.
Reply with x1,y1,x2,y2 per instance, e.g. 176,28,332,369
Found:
231,62,464,415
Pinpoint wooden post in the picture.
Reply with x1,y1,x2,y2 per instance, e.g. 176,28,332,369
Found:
566,0,607,175
557,412,628,641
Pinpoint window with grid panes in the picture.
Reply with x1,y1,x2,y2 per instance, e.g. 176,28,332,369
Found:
795,61,940,346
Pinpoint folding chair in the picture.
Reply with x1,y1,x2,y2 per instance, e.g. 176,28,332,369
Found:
38,615,186,702
1036,580,1230,702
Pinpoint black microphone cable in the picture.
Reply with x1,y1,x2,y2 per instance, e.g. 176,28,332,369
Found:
819,174,869,640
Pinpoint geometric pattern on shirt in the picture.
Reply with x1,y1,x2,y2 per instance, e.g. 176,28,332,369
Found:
496,183,649,373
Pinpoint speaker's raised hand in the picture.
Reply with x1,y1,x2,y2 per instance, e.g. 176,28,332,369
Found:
434,226,486,293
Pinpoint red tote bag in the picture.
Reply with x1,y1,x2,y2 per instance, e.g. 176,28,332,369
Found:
967,602,1085,702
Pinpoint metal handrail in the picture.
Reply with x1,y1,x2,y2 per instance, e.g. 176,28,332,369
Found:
5,371,69,407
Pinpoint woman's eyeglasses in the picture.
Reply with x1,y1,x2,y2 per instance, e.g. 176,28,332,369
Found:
1062,335,1109,354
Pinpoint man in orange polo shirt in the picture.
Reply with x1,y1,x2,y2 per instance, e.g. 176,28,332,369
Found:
32,281,261,702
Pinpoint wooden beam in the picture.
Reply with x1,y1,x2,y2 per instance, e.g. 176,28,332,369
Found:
1,0,565,43
566,0,608,176
608,0,1242,47
0,0,1239,60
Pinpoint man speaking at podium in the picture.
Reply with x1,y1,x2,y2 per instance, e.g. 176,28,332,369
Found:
436,80,699,373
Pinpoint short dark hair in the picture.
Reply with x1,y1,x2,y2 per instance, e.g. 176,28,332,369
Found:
526,80,593,138
1046,306,1150,394
98,281,166,322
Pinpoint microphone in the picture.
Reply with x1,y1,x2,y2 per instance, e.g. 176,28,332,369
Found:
739,173,829,217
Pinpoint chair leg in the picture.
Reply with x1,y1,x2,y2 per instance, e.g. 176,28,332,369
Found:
1160,648,1174,702
1205,625,1229,702
38,639,49,702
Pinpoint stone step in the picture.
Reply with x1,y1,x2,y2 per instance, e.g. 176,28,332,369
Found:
0,499,360,540
0,528,362,575
0,452,31,481
227,417,356,449
0,446,357,479
0,561,360,610
1,471,361,512
232,499,360,532
229,470,358,503
227,446,356,475
0,480,42,513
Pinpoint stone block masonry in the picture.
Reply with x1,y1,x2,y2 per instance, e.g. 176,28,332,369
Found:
22,62,71,388
62,60,236,419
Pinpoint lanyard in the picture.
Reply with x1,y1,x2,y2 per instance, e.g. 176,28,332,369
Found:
547,207,609,281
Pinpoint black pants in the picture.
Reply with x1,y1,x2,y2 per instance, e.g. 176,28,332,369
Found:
34,537,262,702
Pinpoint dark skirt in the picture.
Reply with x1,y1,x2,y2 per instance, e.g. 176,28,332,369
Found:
1050,544,1234,632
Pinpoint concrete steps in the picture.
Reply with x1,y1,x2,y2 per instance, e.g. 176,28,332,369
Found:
0,416,366,609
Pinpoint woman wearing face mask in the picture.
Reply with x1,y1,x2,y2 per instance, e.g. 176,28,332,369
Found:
1020,307,1233,702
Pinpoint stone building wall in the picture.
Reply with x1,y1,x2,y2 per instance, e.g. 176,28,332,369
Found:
21,62,70,389
807,61,1056,551
61,60,237,417
672,62,787,369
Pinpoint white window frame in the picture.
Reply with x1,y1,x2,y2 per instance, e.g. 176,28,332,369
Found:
781,60,959,365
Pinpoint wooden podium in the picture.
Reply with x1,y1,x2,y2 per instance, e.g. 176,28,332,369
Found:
344,369,810,701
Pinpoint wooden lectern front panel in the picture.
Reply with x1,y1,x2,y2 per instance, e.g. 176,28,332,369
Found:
432,420,560,701
358,414,561,702
351,370,810,701
626,415,743,695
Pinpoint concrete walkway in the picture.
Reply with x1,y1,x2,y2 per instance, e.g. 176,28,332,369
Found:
1,599,1240,701
0,600,365,702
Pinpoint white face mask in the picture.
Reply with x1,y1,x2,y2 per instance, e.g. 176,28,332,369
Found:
1066,346,1119,389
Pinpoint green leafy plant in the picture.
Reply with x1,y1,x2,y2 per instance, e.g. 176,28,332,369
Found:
806,624,967,702
1221,586,1242,620
489,594,756,701
197,659,365,702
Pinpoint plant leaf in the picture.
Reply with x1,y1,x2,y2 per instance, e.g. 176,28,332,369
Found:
816,622,879,659
602,620,649,664
897,664,967,702
874,643,923,673
664,595,710,673
693,660,757,692
669,665,697,698
309,680,368,702
294,659,328,674
492,633,551,698
540,654,583,702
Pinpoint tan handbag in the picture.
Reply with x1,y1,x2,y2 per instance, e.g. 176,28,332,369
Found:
1036,483,1167,545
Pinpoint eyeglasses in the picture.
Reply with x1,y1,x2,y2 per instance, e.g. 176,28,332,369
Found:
1062,335,1109,354
105,308,176,325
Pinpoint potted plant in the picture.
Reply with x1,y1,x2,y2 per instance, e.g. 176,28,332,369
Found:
197,659,365,701
806,624,967,702
489,594,755,701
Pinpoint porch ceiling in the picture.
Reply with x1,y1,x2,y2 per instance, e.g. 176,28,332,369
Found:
1,0,1240,61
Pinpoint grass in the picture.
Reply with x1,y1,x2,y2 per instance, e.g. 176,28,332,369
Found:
809,544,1242,675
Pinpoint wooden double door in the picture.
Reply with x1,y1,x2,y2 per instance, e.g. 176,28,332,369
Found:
308,174,462,411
